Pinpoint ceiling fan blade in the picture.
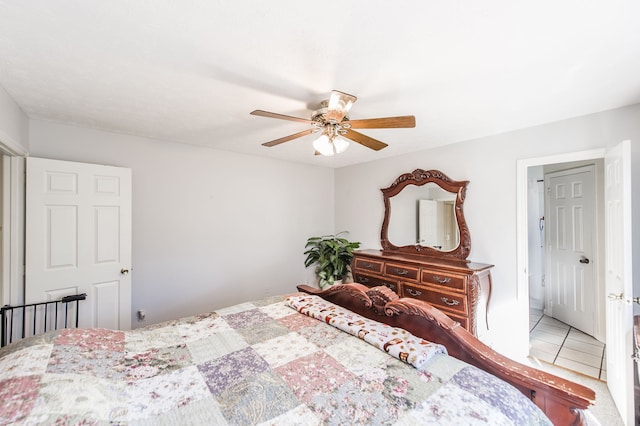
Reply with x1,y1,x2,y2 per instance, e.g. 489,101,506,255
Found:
325,90,357,123
348,115,416,129
250,110,314,124
344,129,388,151
261,129,315,147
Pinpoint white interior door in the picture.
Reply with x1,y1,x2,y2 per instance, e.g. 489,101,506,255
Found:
418,199,439,248
26,157,132,330
545,165,596,336
604,140,634,425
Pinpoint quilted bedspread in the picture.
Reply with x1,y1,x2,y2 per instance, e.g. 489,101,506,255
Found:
0,294,552,425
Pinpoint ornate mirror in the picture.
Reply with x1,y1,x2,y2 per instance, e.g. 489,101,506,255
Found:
380,169,471,260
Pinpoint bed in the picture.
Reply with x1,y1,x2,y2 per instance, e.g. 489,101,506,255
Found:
0,284,594,425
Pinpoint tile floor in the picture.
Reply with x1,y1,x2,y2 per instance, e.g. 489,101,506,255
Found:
529,308,606,380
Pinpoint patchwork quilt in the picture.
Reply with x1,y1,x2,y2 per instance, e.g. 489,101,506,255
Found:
0,294,552,425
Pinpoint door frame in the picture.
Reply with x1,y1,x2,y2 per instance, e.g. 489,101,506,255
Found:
1,156,25,307
0,132,27,308
516,148,606,357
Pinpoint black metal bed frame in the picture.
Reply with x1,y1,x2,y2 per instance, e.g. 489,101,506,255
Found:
0,293,87,347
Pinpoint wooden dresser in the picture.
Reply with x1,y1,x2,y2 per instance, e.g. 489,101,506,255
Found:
352,249,493,337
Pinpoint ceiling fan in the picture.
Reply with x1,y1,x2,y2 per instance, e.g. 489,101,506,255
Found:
250,90,416,156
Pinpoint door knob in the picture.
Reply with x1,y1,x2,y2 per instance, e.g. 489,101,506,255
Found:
579,256,590,264
120,268,130,275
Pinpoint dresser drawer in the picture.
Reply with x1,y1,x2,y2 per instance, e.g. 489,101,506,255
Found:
354,258,384,274
351,250,492,336
353,273,399,293
384,262,420,282
403,284,467,315
421,270,467,292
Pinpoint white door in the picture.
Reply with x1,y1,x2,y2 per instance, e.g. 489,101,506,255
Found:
26,157,132,330
604,140,634,425
545,165,596,336
418,199,439,248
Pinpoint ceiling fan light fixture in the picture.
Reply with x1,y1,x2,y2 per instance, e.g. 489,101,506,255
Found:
324,91,357,123
313,133,349,156
332,135,350,154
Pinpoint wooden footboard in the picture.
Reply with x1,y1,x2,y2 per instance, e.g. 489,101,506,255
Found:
297,283,595,426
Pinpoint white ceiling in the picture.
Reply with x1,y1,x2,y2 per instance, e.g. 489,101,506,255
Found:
0,1,639,168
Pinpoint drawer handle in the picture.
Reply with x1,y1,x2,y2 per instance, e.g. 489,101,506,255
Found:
433,275,452,284
383,283,396,291
441,297,460,306
406,288,422,296
358,277,370,284
394,268,409,276
363,262,375,269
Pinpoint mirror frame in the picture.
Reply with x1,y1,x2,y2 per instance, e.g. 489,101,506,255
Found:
380,169,471,260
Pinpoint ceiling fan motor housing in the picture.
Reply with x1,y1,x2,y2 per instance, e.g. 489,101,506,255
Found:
312,100,351,133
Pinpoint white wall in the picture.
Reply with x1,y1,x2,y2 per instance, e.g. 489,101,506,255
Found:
335,103,640,359
22,103,640,357
28,120,334,327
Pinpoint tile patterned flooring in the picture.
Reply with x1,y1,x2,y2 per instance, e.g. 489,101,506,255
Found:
529,308,606,380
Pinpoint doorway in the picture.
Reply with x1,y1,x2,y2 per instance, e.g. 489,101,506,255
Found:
516,150,607,354
545,165,598,336
519,143,636,423
532,162,604,336
527,159,605,379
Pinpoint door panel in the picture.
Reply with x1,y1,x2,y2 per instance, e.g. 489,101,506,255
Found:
26,157,132,330
47,205,78,268
604,140,634,424
95,206,120,263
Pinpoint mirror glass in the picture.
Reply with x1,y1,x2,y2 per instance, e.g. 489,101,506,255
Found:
387,183,460,251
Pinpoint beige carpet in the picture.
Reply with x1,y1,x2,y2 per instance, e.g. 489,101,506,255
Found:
526,356,623,426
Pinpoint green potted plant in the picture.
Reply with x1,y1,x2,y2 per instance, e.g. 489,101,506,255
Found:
304,232,361,289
